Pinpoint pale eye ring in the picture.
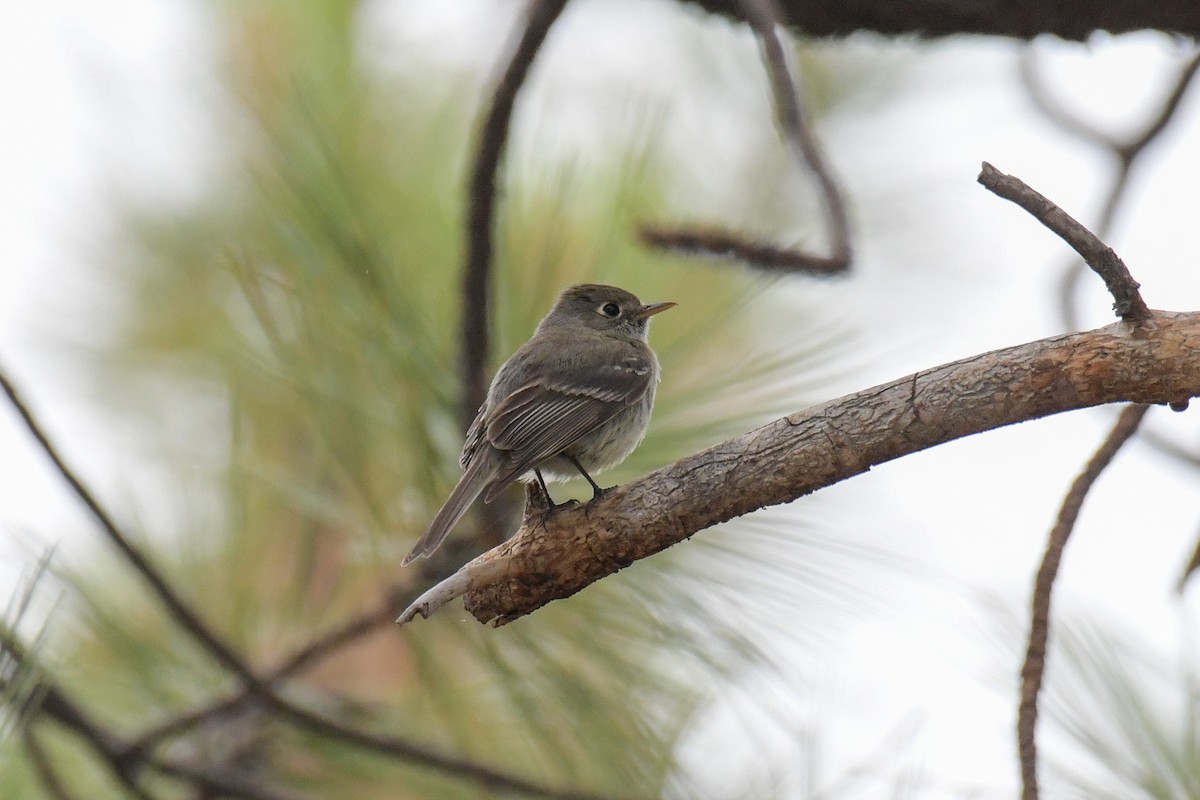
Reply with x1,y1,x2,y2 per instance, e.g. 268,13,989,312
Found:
599,302,621,318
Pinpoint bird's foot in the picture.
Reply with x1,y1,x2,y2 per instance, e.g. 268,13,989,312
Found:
524,481,580,529
538,498,579,529
583,485,612,519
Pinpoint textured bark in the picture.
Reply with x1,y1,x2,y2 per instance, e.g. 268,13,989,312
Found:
397,310,1200,626
683,0,1200,40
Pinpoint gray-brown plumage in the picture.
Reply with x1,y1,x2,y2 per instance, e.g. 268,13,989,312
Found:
403,284,674,565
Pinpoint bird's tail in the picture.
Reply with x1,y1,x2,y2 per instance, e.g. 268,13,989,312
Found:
403,453,499,565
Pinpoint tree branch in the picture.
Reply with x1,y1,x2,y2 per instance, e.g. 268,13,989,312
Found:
23,725,85,800
977,162,1150,321
1179,524,1200,591
1020,47,1200,574
401,310,1200,625
0,369,636,800
460,0,568,551
1020,47,1200,331
643,0,852,275
1017,403,1148,800
122,584,410,755
681,0,1200,40
637,225,849,273
4,620,627,800
738,0,850,268
0,366,265,691
2,631,158,800
461,0,568,432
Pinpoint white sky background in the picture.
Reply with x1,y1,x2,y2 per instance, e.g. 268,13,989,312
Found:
3,0,1200,797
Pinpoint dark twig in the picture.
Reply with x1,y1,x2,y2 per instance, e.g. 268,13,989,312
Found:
1021,47,1200,331
1021,47,1200,167
0,368,619,799
643,0,851,274
1,630,157,800
460,0,568,550
1117,51,1200,160
461,0,568,433
1022,47,1200,555
6,620,617,800
1017,404,1149,800
977,162,1151,321
638,225,849,274
25,682,297,800
738,0,850,267
259,698,632,800
125,584,411,755
0,365,265,691
123,592,626,800
1178,523,1200,592
120,688,256,767
22,725,82,800
143,758,300,800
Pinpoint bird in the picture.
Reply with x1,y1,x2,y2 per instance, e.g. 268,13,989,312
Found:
403,284,674,565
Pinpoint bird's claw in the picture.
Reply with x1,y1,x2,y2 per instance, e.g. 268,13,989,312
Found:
583,486,611,519
537,498,580,530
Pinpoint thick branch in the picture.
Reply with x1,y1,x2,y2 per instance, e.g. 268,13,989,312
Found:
400,310,1200,625
1017,404,1148,800
683,0,1200,39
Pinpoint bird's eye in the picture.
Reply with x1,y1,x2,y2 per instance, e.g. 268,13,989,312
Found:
600,302,621,318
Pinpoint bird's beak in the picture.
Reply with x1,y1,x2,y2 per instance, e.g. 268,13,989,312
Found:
636,301,676,319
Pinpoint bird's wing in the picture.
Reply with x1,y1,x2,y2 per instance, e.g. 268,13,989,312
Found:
482,351,655,496
459,399,489,469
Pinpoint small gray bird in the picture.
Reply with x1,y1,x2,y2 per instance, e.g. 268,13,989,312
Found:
403,284,674,565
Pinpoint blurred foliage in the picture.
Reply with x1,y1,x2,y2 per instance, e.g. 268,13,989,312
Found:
0,2,887,799
1043,620,1200,800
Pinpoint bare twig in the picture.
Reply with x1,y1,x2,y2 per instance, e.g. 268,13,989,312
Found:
257,697,633,800
5,619,625,800
1178,523,1200,592
11,640,298,800
1017,404,1149,800
977,162,1151,321
2,631,157,800
123,587,405,755
398,570,475,625
1021,47,1200,167
638,225,849,274
1021,47,1200,330
22,725,82,800
1022,47,1200,575
643,0,851,274
461,0,568,432
738,0,850,266
0,365,266,691
143,758,302,800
